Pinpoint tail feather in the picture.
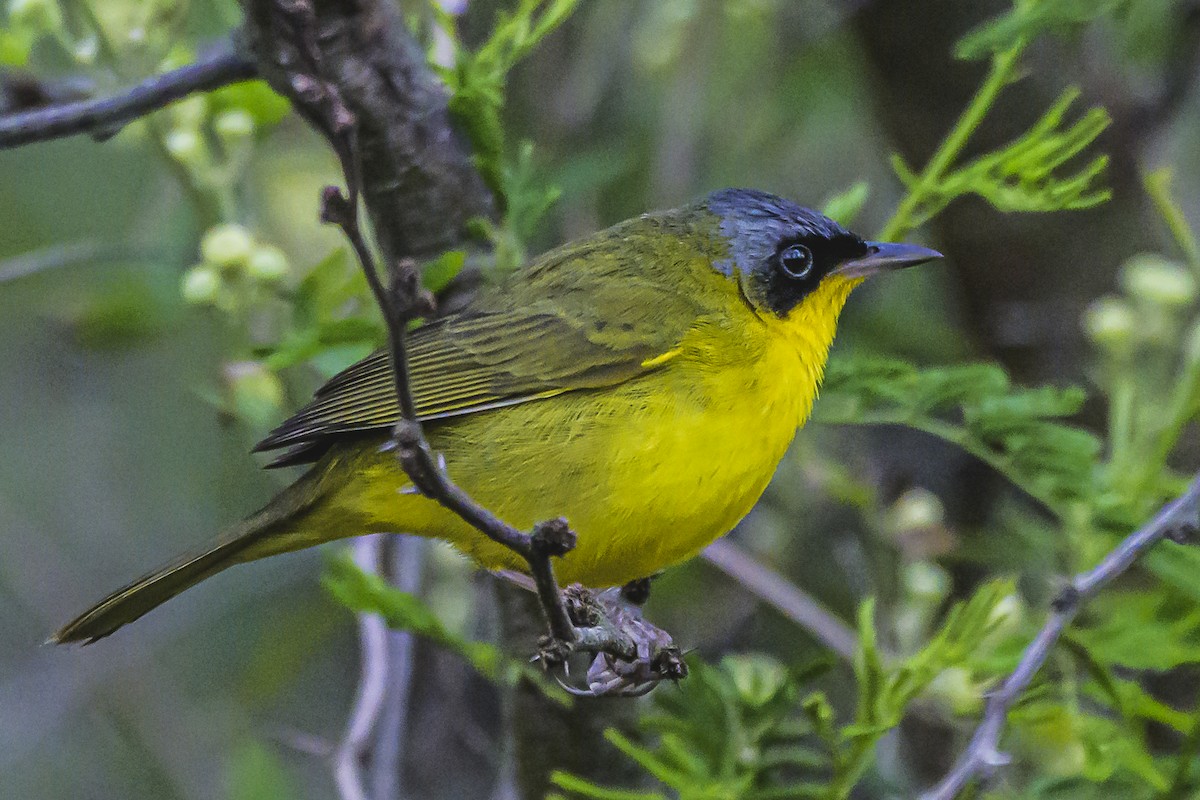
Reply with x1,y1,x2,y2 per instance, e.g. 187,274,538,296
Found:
51,458,343,645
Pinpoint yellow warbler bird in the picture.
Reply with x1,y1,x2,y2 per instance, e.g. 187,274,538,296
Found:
53,188,939,644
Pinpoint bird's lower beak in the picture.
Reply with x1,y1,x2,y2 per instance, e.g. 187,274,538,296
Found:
833,241,942,279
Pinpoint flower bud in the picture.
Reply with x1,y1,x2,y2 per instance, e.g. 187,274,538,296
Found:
986,593,1023,634
723,654,787,708
925,667,983,716
1083,296,1136,351
201,223,255,269
214,108,255,143
890,488,944,533
1120,253,1197,308
902,561,951,604
164,128,204,168
181,265,220,305
224,361,284,430
246,245,289,283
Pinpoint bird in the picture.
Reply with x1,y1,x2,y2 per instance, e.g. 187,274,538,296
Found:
52,188,940,644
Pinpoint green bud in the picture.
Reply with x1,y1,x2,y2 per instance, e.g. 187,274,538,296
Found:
214,108,255,143
1120,253,1197,308
164,128,205,167
723,654,787,708
201,223,255,269
246,245,289,283
925,667,983,716
1083,296,1136,351
8,0,62,35
225,361,284,430
181,265,220,305
986,593,1023,634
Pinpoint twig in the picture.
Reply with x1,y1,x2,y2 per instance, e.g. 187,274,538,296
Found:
334,535,392,800
0,40,256,149
702,539,859,663
370,536,426,800
924,472,1200,800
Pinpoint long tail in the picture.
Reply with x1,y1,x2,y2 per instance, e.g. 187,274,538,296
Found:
51,456,349,645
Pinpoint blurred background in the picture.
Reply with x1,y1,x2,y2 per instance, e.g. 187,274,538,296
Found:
3,0,1200,798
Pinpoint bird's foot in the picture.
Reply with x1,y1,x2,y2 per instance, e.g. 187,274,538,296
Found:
541,583,687,697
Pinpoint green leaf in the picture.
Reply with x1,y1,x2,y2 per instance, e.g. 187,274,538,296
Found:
955,0,1124,60
322,554,570,704
821,182,870,227
226,740,295,800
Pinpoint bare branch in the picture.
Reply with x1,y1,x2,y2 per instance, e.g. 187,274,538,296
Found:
239,0,493,260
703,539,859,663
0,41,256,149
924,473,1200,800
335,536,392,800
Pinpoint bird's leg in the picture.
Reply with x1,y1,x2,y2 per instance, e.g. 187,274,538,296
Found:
549,584,687,697
619,576,654,606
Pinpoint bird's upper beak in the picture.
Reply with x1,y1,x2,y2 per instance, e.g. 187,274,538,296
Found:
833,241,943,279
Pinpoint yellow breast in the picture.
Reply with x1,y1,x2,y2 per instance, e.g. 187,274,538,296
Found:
333,275,859,587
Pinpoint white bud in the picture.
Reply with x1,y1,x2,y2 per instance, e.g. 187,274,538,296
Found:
181,265,220,305
164,128,204,167
201,224,255,269
903,561,951,603
246,245,289,283
1083,296,1136,350
214,109,255,143
1121,253,1197,308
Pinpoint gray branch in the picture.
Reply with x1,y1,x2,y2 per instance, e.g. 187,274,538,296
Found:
239,0,494,261
924,473,1200,800
0,41,256,149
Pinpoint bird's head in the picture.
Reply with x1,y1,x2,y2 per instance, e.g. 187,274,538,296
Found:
703,188,940,328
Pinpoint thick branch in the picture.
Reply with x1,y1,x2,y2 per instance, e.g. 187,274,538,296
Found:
0,41,256,149
239,0,494,260
924,473,1200,800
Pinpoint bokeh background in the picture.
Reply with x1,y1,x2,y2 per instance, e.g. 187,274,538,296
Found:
3,0,1200,798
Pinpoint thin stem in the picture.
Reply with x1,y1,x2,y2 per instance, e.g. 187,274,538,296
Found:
335,536,392,800
0,41,255,150
923,472,1200,800
878,43,1025,243
1145,169,1200,273
702,539,859,663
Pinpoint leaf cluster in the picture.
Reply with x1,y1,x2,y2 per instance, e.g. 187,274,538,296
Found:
816,357,1100,516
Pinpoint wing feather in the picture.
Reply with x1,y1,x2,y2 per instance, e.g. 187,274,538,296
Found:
254,303,689,461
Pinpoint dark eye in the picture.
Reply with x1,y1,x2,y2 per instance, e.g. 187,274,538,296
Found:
778,244,814,279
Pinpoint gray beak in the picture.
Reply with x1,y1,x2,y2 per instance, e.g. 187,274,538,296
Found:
833,241,943,279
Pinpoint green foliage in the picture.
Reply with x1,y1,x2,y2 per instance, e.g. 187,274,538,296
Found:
225,740,295,800
890,87,1110,225
556,583,1014,800
879,0,1111,242
323,553,570,705
820,182,870,228
431,0,578,198
816,358,1099,515
955,0,1123,60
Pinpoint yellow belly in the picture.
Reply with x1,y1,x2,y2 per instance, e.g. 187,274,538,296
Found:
309,322,823,587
